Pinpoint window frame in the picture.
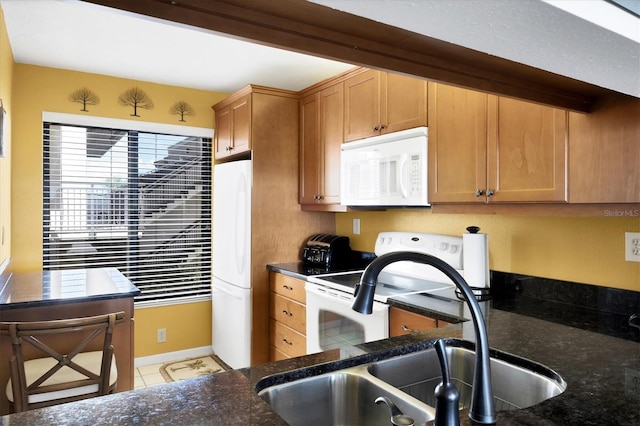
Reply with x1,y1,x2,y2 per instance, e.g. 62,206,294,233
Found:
42,112,214,307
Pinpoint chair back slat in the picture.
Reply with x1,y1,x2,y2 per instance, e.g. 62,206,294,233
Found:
0,312,125,412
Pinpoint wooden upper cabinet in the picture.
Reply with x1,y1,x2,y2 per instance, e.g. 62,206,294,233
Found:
213,94,250,159
428,83,488,203
344,69,427,142
428,82,568,204
487,96,568,203
344,69,380,141
383,72,428,134
568,95,640,203
300,92,320,205
299,82,345,210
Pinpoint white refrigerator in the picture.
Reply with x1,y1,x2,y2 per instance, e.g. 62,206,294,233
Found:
212,159,252,369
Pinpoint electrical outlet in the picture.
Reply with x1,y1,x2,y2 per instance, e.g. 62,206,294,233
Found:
157,328,167,343
353,218,360,235
625,232,640,262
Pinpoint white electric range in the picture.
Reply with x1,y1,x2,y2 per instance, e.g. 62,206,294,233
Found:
305,231,489,354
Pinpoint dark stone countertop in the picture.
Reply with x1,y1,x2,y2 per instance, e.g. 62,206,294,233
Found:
2,263,639,425
0,268,140,310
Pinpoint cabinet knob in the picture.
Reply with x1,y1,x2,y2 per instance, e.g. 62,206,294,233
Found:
380,124,386,130
487,189,495,197
318,195,324,200
373,126,380,132
475,189,484,197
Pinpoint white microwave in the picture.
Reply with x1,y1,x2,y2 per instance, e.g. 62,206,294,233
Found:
341,127,428,207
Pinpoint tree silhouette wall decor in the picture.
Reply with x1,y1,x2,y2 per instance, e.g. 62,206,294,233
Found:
69,87,100,112
169,101,195,122
118,87,154,117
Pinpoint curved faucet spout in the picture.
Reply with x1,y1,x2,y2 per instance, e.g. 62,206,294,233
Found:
352,251,497,425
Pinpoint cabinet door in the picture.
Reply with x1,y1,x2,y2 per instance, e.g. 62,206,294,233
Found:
383,72,427,134
318,83,344,204
230,95,250,155
213,95,250,159
428,82,488,203
568,96,640,203
487,96,567,202
214,106,232,159
299,92,320,204
344,69,381,141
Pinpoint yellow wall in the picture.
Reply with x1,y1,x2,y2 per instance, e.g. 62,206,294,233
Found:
11,63,227,357
12,63,227,272
134,301,212,357
0,6,12,269
337,210,640,292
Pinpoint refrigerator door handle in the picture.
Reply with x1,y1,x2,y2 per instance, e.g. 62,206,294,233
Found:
235,170,248,275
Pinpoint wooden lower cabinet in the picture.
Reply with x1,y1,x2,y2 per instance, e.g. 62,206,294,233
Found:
270,319,306,358
269,272,307,360
389,306,450,337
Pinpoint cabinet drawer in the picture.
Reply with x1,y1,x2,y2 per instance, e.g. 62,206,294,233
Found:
270,345,290,361
270,293,306,334
270,319,306,358
270,272,306,304
389,306,438,337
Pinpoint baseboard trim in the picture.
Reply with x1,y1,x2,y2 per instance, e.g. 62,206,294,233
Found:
134,346,213,368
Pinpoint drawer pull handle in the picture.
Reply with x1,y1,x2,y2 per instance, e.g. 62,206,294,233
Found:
282,285,293,291
282,338,293,346
401,325,421,333
282,310,293,317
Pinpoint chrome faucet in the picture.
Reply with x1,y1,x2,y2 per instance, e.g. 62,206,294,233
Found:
352,252,497,425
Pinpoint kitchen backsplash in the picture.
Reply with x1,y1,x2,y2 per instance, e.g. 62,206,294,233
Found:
491,270,639,341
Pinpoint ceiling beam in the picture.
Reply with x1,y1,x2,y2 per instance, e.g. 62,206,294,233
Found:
85,0,617,112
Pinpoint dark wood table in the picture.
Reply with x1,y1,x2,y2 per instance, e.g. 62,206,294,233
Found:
0,268,140,415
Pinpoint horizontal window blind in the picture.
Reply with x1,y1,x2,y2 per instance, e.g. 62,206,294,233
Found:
43,122,212,303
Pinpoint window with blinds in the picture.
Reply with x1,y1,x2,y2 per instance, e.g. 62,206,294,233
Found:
43,122,212,304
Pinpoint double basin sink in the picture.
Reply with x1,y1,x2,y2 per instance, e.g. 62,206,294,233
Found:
256,339,566,425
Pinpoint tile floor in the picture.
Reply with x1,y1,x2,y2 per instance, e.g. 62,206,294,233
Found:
134,362,171,389
134,355,215,389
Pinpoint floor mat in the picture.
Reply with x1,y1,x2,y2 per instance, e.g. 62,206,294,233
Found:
160,355,230,382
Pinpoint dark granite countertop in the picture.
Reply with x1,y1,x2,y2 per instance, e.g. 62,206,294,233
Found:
2,263,638,425
0,268,140,310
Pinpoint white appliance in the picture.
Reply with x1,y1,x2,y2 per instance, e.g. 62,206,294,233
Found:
340,126,428,207
306,230,490,354
212,159,252,369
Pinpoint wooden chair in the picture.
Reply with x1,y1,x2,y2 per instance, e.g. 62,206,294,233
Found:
0,312,125,412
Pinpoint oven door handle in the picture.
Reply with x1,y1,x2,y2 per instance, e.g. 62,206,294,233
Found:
306,282,353,302
305,282,388,313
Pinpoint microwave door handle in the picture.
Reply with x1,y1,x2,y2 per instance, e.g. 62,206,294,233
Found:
399,154,409,198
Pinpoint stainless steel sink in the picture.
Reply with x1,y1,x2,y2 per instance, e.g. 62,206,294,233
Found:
257,366,436,426
368,340,567,412
257,339,566,425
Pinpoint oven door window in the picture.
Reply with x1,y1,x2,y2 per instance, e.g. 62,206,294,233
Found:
306,283,389,354
317,309,366,351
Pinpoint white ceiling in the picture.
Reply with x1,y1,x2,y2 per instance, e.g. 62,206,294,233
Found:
1,0,639,97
